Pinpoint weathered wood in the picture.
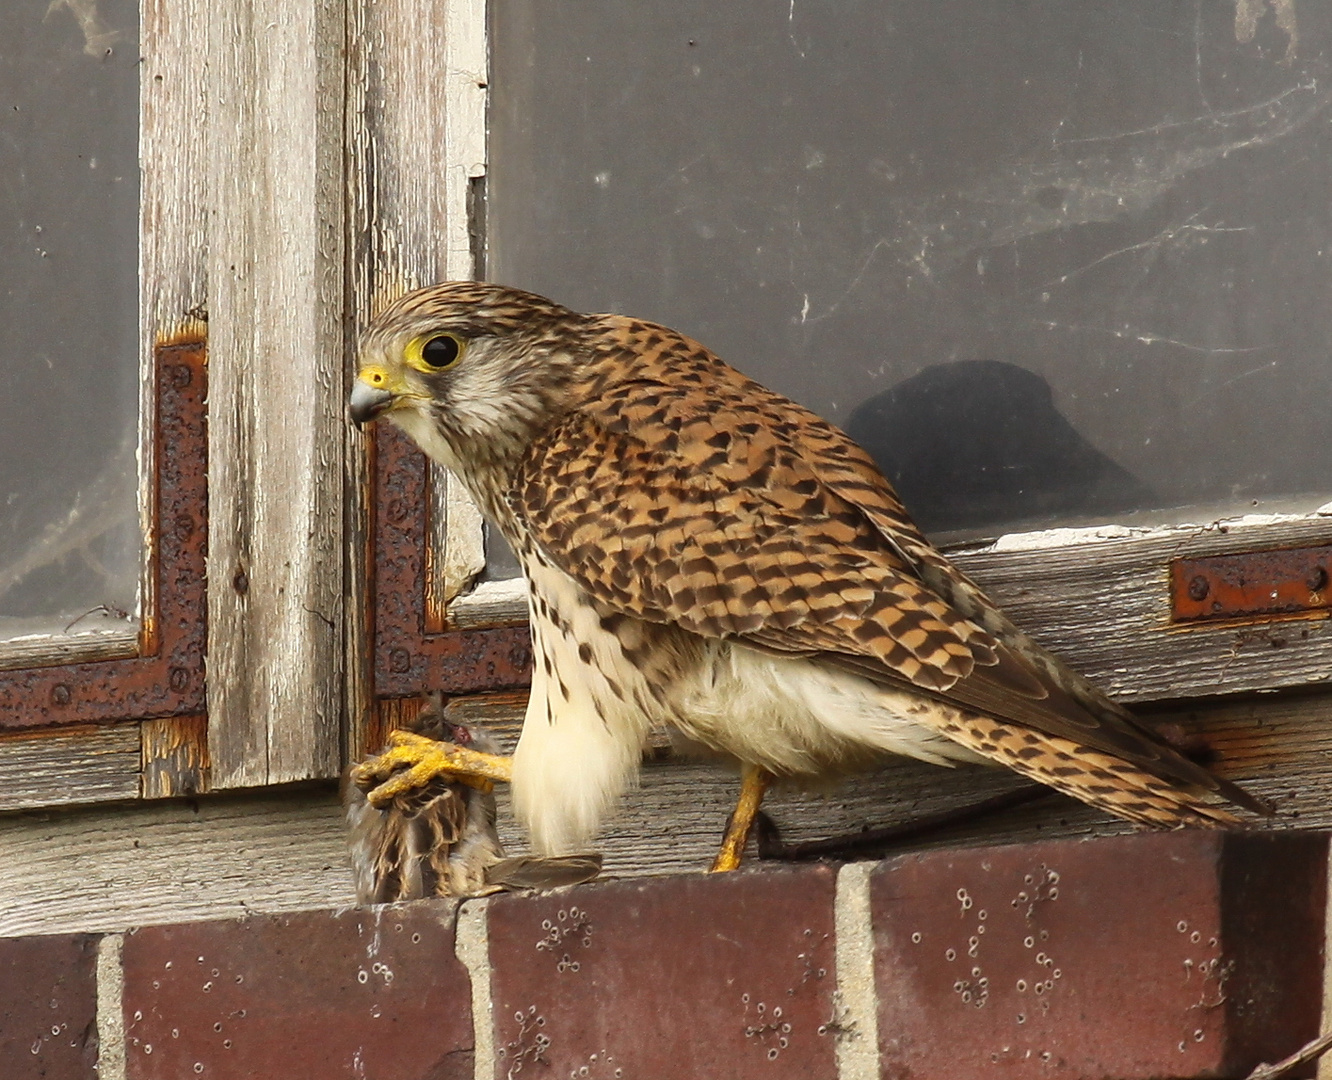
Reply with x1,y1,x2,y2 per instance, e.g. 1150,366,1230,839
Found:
206,0,346,786
955,512,1332,702
440,691,526,748
342,0,377,774
348,0,490,624
348,0,464,760
5,686,1332,937
445,511,1332,704
347,0,454,314
342,399,375,773
449,577,528,630
142,0,209,632
141,715,211,799
362,694,428,759
441,0,487,282
434,469,486,621
348,0,490,718
425,462,487,630
0,725,139,812
441,690,676,755
0,0,211,718
435,0,490,615
0,788,356,937
0,627,139,673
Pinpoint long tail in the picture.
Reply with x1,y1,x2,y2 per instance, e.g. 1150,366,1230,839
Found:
935,711,1242,827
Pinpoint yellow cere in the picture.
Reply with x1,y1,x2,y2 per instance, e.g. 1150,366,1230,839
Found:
356,364,397,390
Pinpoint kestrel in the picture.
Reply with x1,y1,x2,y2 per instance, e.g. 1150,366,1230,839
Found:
345,694,602,901
350,282,1264,871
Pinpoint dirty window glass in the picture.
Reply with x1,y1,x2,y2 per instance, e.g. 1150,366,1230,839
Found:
489,1,1332,541
0,0,140,641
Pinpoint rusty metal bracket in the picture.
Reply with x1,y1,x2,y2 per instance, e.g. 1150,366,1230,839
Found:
0,340,209,730
371,423,533,701
1170,544,1332,624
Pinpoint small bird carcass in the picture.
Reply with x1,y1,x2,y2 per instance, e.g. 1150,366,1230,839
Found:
346,694,602,902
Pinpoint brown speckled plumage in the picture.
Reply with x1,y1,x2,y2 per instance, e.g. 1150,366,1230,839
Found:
354,282,1264,853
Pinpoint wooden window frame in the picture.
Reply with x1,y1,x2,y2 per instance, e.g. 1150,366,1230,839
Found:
3,1,1332,939
4,0,1330,824
0,0,351,808
349,0,525,755
0,340,208,809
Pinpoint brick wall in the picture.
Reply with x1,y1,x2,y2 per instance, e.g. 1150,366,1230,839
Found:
2,831,1325,1080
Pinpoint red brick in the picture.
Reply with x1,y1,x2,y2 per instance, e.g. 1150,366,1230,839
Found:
0,933,99,1080
871,830,1326,1080
121,903,473,1080
486,865,838,1080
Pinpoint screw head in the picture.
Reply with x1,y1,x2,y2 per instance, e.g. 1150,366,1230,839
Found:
1188,575,1210,601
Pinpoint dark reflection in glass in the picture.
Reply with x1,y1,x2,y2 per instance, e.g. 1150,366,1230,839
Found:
846,360,1154,534
490,0,1332,541
0,0,140,639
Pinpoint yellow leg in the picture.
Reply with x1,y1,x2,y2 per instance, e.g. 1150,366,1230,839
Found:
710,763,771,873
351,730,513,808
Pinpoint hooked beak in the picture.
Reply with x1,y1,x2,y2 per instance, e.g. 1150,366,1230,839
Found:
349,377,394,429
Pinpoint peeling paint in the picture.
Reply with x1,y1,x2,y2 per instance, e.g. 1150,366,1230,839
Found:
966,507,1332,556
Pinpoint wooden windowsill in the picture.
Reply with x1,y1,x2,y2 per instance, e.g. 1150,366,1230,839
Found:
0,626,140,673
442,505,1332,704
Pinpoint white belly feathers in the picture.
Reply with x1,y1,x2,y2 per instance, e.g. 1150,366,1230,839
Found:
512,554,659,855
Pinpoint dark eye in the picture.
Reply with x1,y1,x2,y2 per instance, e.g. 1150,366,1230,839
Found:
421,334,462,368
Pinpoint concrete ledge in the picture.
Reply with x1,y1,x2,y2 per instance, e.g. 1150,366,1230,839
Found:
0,830,1325,1080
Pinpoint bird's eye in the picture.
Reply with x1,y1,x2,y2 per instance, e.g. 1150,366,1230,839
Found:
407,333,465,371
422,335,461,367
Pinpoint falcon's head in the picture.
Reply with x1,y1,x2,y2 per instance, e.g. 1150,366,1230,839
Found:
350,282,589,471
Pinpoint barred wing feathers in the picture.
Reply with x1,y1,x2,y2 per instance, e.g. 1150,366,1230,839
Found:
511,316,1260,818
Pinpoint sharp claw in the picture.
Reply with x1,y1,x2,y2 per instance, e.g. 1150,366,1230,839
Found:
351,734,514,810
367,758,451,809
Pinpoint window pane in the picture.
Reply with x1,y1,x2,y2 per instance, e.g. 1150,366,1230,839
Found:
490,1,1332,539
0,0,140,639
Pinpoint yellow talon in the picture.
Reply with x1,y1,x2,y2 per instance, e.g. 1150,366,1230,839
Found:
351,730,513,809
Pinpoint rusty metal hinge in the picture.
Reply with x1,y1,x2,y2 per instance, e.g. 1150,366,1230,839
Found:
1170,544,1332,624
